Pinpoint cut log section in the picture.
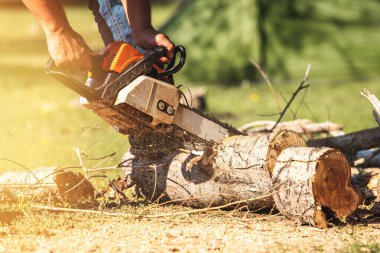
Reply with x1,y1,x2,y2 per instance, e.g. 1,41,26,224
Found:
202,129,307,177
125,130,306,210
128,151,274,210
272,147,363,228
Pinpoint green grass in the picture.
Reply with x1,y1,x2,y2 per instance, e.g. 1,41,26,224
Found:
0,5,379,171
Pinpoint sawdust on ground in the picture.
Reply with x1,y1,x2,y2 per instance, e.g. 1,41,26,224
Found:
0,207,379,253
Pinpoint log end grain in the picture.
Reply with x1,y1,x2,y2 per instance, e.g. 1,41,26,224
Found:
313,150,363,219
266,130,307,176
273,147,363,228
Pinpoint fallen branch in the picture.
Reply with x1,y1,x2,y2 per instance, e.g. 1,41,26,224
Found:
74,147,88,178
307,127,380,155
354,149,380,167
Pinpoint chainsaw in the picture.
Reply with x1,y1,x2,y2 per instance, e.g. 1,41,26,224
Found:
45,42,243,147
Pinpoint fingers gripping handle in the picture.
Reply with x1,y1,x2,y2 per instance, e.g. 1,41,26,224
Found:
158,46,186,78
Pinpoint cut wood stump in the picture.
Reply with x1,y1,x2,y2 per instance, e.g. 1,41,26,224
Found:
272,147,363,228
125,130,307,210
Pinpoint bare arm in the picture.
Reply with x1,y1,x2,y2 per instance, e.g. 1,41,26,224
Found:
21,0,92,71
122,0,174,62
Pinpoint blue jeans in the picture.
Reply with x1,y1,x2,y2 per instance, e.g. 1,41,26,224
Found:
88,0,143,51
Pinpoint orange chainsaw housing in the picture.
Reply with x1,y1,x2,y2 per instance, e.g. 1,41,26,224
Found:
101,41,164,74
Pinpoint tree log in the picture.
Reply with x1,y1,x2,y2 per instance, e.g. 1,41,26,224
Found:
0,167,58,203
272,147,363,228
0,168,94,205
307,127,380,155
125,130,306,210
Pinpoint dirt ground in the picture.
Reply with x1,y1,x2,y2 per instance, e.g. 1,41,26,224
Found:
1,205,379,253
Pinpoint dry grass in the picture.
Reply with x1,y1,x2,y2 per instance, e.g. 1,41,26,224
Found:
1,203,379,253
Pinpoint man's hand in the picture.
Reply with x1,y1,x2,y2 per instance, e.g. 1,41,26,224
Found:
134,28,174,63
46,28,93,71
122,0,174,63
22,0,93,72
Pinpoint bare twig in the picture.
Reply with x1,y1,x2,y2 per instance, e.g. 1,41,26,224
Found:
250,59,281,111
86,166,118,172
73,147,88,178
31,204,139,218
270,64,311,132
32,192,273,219
0,158,39,182
83,152,116,161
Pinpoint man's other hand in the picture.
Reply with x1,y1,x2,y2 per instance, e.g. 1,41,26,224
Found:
46,28,93,72
134,28,174,63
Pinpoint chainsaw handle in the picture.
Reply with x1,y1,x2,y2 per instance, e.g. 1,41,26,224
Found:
158,45,186,78
146,46,168,64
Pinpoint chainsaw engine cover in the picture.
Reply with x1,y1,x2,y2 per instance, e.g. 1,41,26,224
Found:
114,75,180,126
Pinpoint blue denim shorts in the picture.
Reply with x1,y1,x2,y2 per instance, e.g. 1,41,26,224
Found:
88,0,142,51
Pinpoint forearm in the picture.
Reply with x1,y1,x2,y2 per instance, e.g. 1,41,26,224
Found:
121,0,153,35
21,0,72,36
22,0,91,70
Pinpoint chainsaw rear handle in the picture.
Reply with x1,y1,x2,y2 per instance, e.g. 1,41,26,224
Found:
158,45,186,78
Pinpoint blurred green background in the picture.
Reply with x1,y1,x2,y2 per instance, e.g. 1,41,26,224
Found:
0,0,379,171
